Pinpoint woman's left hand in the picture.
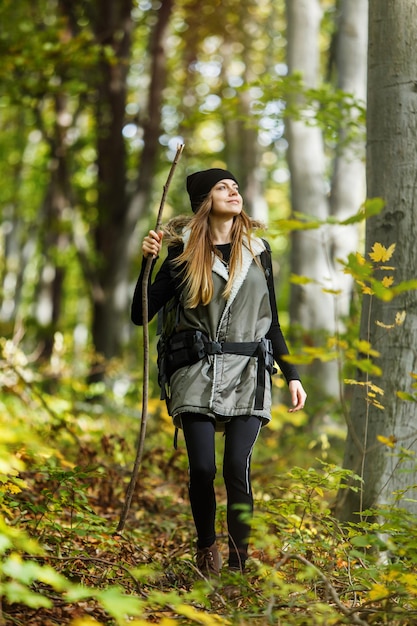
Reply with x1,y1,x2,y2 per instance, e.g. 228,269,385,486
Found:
288,380,307,412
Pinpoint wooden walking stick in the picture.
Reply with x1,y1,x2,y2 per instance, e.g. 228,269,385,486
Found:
117,143,185,532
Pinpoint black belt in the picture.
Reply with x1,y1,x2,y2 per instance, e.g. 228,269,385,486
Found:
159,330,275,410
203,337,274,410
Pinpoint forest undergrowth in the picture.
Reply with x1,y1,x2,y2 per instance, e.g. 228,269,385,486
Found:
2,341,417,625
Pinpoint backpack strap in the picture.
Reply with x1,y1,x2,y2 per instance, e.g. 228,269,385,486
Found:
260,238,272,280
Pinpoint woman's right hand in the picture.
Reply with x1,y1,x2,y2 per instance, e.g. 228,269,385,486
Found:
142,229,163,258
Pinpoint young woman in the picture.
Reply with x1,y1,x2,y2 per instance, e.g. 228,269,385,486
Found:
131,168,306,576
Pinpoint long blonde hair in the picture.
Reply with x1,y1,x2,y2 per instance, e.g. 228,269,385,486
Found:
164,195,265,309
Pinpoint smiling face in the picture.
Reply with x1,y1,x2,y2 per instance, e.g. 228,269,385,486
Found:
209,179,243,218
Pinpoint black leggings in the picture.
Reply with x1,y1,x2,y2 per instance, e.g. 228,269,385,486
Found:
181,413,261,569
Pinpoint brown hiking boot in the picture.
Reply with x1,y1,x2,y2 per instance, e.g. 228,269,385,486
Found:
196,542,222,577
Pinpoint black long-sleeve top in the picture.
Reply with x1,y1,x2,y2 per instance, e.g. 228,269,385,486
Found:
131,243,300,384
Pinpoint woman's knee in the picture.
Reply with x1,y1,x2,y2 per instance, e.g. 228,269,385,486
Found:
189,462,216,485
223,455,247,485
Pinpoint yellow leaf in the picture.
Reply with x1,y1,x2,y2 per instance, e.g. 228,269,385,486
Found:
369,242,396,263
358,281,374,295
395,311,406,325
322,288,342,295
382,276,394,288
4,483,22,494
368,582,389,600
400,573,417,594
370,399,385,410
344,379,368,386
177,605,230,625
369,383,384,396
376,320,394,329
355,340,380,357
290,274,316,285
386,570,400,582
355,252,366,265
377,435,396,449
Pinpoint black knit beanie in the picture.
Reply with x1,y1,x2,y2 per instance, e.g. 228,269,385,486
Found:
186,168,239,213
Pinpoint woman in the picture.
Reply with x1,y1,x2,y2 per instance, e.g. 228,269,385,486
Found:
131,168,306,576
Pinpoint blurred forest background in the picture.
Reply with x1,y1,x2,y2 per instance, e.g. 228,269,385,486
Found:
2,0,417,624
0,0,366,399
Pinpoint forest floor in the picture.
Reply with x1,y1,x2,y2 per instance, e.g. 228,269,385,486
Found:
3,428,344,625
3,409,417,625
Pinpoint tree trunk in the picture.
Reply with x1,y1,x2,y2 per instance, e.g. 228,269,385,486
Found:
0,113,29,330
336,0,417,522
286,0,339,398
285,0,368,400
35,93,73,360
329,0,368,321
89,0,174,372
90,0,133,366
126,0,175,235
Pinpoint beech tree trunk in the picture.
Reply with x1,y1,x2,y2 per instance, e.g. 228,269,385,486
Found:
336,0,417,521
285,0,367,400
35,92,73,360
286,0,338,398
329,0,368,319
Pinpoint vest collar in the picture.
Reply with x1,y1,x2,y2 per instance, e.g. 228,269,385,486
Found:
181,229,266,311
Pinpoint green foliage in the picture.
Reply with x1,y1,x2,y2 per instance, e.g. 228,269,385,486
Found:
0,0,371,367
280,206,417,382
250,72,366,147
0,2,416,624
2,329,417,624
271,197,384,234
0,1,102,103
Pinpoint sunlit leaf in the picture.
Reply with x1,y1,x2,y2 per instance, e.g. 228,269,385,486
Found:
357,280,374,295
290,274,317,285
341,197,384,225
369,242,396,263
352,359,382,376
375,320,395,329
377,435,396,448
322,288,342,295
355,340,380,358
177,604,231,625
371,280,394,301
396,391,417,402
370,398,385,410
391,279,417,297
381,276,394,288
368,582,389,601
395,311,406,325
369,383,384,395
96,587,144,619
400,573,417,594
274,218,320,232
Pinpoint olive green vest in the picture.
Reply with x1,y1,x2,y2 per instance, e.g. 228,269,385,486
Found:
168,234,273,429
